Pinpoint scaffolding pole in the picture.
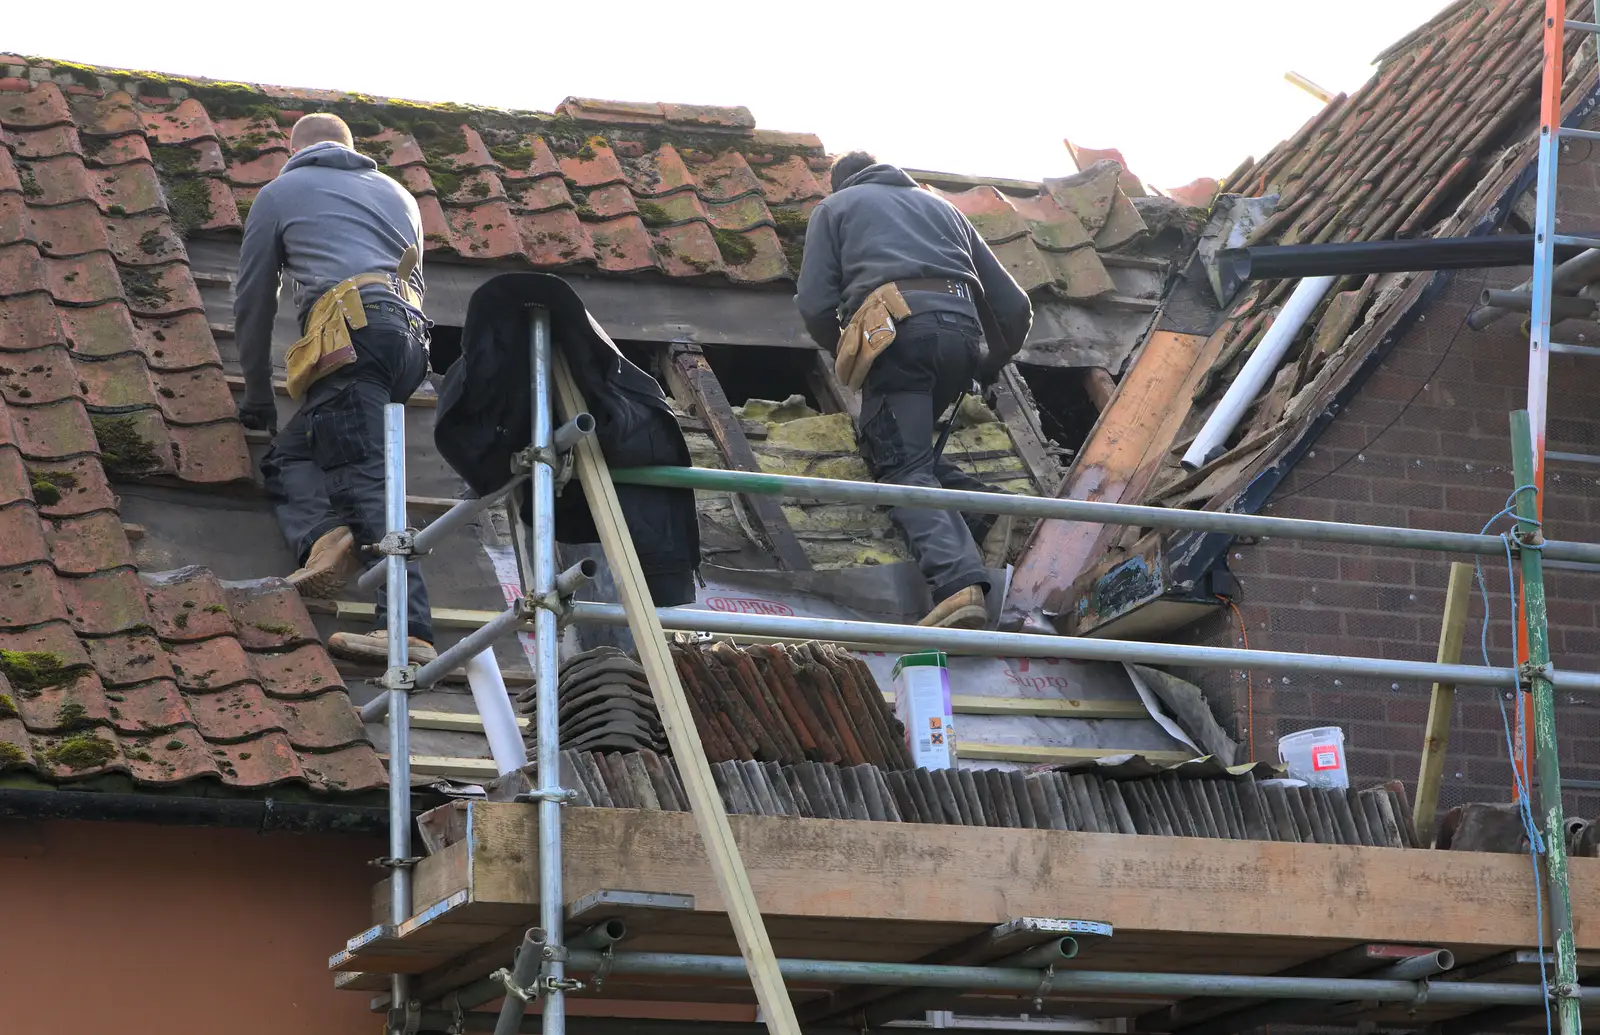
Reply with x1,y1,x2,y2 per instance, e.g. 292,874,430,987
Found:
428,948,1596,1008
1514,411,1583,1035
565,601,1600,693
381,401,414,1030
490,306,571,1035
606,466,1600,565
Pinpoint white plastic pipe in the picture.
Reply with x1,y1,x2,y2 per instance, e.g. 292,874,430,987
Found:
1182,275,1337,469
465,648,528,775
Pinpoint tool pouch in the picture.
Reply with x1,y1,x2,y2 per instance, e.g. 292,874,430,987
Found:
834,282,912,390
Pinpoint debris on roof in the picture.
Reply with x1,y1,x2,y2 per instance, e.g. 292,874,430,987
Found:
1011,0,1600,632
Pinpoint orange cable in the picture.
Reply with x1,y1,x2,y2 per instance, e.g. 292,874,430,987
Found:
1220,596,1254,761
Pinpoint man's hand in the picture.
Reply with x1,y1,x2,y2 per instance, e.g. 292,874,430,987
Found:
975,354,1011,387
237,400,278,437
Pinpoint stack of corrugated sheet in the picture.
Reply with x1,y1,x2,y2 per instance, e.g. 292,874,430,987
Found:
550,749,1421,849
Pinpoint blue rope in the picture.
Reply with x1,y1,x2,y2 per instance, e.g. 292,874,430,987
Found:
1474,484,1553,1035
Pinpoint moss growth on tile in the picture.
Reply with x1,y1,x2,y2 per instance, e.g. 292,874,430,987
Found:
204,603,228,614
636,201,673,228
354,138,392,163
164,177,216,236
253,620,299,636
107,203,126,217
0,742,27,767
17,162,42,199
118,266,175,309
150,145,199,177
235,198,252,223
772,207,809,236
428,168,463,199
45,734,116,771
138,229,167,255
173,611,189,629
486,140,534,168
0,694,15,719
0,650,71,695
574,204,598,221
55,701,89,729
90,415,163,474
466,180,491,199
27,467,78,508
165,739,185,750
712,228,755,266
126,749,153,762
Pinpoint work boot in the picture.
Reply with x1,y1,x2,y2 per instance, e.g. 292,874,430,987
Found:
918,585,988,629
327,630,439,665
286,526,358,599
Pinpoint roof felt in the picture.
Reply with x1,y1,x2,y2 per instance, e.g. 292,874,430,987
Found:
2,56,1154,304
0,71,382,793
1139,0,1599,514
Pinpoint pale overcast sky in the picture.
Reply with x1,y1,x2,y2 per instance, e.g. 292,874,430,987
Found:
11,0,1452,189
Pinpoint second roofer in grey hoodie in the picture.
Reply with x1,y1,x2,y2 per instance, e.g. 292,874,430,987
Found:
234,113,437,664
795,151,1033,629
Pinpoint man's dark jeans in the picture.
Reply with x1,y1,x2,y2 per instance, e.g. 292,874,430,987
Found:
855,310,993,603
261,301,434,643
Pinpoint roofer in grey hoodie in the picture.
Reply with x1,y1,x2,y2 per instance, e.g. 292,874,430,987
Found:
234,113,436,663
795,152,1033,629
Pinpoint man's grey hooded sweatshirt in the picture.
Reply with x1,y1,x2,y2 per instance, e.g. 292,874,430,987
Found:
794,163,1032,356
234,141,426,409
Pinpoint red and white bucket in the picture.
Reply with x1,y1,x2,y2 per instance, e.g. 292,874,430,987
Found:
1277,726,1349,789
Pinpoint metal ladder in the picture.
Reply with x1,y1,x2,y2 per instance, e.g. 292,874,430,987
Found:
1513,6,1597,1035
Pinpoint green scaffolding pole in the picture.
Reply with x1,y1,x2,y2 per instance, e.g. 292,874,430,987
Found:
1511,409,1582,1035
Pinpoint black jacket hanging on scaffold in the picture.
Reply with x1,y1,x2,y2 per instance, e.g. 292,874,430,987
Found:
433,273,700,605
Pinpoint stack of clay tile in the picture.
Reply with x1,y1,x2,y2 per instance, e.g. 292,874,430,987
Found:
515,646,667,757
544,749,1423,848
668,639,913,770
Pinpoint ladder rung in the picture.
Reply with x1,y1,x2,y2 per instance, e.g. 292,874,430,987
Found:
1558,126,1600,143
1553,235,1600,249
1567,19,1600,33
1548,451,1600,465
1550,341,1600,357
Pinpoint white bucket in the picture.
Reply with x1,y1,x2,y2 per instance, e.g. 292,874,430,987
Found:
1277,726,1349,789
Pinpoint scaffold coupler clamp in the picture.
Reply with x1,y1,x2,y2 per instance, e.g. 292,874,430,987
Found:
1409,976,1430,1010
540,941,587,994
1550,979,1581,1002
371,529,421,559
378,664,417,694
387,998,422,1035
1510,525,1546,553
1032,964,1055,1012
1519,660,1552,690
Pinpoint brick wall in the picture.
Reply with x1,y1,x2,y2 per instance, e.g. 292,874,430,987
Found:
1176,160,1600,820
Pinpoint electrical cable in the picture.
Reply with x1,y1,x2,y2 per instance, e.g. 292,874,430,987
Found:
1267,268,1493,508
1219,595,1255,760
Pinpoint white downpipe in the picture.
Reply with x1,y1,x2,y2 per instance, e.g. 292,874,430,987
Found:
465,648,528,775
1182,275,1337,470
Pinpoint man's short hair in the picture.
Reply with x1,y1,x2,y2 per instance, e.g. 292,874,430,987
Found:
289,113,355,151
830,150,877,192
